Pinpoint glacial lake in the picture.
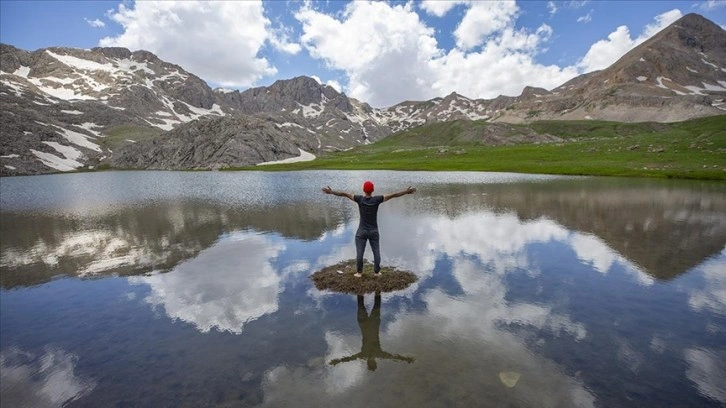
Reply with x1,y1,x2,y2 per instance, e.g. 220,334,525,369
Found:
1,170,725,408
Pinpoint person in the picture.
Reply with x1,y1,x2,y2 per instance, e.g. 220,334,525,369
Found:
329,293,414,371
322,181,416,277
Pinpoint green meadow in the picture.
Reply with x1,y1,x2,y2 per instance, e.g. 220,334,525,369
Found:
239,115,726,180
103,125,162,148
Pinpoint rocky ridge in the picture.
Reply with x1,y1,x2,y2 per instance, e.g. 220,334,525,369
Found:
1,13,725,175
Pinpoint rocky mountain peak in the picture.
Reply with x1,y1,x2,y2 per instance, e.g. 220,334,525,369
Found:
217,75,354,115
581,12,726,99
92,46,133,59
520,86,551,100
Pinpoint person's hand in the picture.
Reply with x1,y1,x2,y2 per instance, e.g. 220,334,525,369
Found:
406,186,416,194
322,186,332,194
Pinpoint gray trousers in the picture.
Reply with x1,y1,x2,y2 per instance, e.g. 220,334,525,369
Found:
355,228,380,273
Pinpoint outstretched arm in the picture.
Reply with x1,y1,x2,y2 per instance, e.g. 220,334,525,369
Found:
322,186,355,201
329,352,364,366
383,186,416,202
376,351,415,363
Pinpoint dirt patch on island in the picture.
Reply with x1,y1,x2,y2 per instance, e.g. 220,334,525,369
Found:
310,259,418,294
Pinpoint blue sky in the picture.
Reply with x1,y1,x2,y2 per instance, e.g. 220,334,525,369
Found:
1,1,724,107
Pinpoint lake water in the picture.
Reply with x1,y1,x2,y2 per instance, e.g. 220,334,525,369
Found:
1,170,725,408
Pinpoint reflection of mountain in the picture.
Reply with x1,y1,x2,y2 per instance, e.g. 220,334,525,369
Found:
0,200,338,288
418,180,726,280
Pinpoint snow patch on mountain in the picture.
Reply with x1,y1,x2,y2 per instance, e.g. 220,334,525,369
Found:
276,122,316,134
47,50,113,71
0,77,27,97
43,141,83,161
13,66,30,77
145,117,181,131
294,102,324,118
257,149,316,165
75,122,105,138
30,148,83,171
52,125,101,152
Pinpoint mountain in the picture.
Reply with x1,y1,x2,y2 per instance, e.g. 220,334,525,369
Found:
1,13,724,176
382,13,726,124
0,46,392,175
499,12,726,122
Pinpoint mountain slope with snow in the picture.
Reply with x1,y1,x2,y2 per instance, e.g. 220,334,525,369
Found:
1,13,724,175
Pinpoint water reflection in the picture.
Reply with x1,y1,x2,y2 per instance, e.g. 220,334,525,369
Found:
0,346,96,408
0,201,339,288
3,176,724,289
128,231,284,334
684,347,726,403
687,249,726,315
260,257,596,408
449,181,726,280
1,172,725,407
329,294,415,371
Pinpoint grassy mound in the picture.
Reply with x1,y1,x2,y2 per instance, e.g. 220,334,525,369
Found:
310,259,418,294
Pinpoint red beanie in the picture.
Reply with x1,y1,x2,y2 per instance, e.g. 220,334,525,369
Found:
363,180,374,194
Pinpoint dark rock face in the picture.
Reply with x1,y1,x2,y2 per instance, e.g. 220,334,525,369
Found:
1,13,725,175
110,116,303,170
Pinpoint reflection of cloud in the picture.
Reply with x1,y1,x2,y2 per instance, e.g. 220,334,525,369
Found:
688,249,726,315
614,337,644,373
650,335,667,354
0,346,96,408
684,347,726,403
129,231,283,334
367,211,569,287
383,211,650,285
428,258,587,341
309,208,653,303
317,223,347,241
281,261,311,276
570,233,617,273
321,332,365,393
569,232,653,285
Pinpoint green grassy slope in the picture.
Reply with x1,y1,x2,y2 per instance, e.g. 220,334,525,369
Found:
102,125,162,149
245,115,726,180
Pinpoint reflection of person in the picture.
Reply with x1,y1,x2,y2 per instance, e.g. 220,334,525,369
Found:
322,181,416,277
329,293,414,371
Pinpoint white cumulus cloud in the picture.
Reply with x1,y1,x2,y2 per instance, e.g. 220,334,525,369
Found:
296,1,578,107
100,0,300,88
577,9,683,72
419,0,468,17
84,18,105,28
454,1,520,50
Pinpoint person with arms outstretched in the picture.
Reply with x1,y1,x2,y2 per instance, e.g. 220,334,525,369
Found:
322,181,416,277
329,293,414,371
